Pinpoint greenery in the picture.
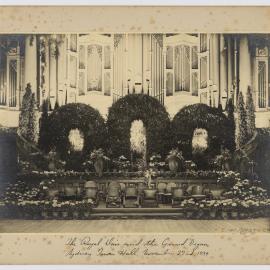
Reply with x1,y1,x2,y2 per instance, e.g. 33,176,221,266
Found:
45,103,107,170
149,154,166,171
166,148,184,161
38,99,50,152
171,103,233,168
226,98,236,151
89,148,109,162
246,86,256,140
18,83,38,143
107,94,172,160
214,149,232,171
112,156,131,173
252,128,270,192
236,92,248,149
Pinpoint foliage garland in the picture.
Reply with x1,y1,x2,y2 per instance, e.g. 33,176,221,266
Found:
171,103,233,161
107,94,172,160
46,103,107,170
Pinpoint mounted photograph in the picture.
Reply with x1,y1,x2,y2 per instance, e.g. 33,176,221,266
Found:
0,32,269,234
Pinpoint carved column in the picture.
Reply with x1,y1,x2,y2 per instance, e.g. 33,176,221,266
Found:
220,34,228,108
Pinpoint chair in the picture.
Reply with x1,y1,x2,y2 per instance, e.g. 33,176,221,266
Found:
157,182,167,203
123,186,139,208
47,186,59,200
106,182,122,208
171,187,186,207
163,182,177,204
141,189,158,208
202,184,213,199
84,181,99,206
62,184,77,200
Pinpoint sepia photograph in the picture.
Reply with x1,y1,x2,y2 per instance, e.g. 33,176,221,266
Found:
0,32,269,231
0,5,269,265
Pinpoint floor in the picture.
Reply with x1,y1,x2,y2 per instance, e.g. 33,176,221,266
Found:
0,218,269,233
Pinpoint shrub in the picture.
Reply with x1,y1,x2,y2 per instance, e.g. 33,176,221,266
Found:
38,99,50,152
246,86,256,140
46,103,107,170
107,94,172,160
236,91,248,149
226,98,236,151
18,83,38,143
171,103,233,168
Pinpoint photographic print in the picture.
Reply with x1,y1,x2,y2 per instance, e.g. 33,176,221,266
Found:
0,6,269,265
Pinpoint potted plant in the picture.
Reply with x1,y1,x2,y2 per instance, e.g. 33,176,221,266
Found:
166,149,184,173
205,200,220,219
214,149,232,171
89,149,110,177
144,168,157,189
80,199,93,219
113,155,131,173
42,201,52,219
181,199,196,219
219,199,234,219
149,154,166,173
230,200,239,219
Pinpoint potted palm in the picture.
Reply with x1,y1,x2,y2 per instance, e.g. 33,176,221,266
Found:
166,149,184,173
89,149,110,177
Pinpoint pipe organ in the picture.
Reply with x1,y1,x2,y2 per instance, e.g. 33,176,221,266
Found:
113,34,164,104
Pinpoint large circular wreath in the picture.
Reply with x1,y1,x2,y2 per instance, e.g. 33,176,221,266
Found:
107,94,172,159
171,103,233,160
47,103,107,168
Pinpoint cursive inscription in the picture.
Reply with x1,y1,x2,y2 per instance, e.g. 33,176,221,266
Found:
64,236,209,260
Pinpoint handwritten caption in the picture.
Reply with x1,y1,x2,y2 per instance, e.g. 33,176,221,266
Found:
64,236,209,259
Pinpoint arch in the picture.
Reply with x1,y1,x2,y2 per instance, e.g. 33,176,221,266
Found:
107,94,171,160
171,103,233,160
47,103,107,169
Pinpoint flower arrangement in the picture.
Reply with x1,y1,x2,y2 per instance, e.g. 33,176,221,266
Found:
217,171,240,189
184,160,197,171
166,148,184,162
113,155,131,172
83,148,110,176
214,149,232,170
180,198,198,209
89,148,110,162
149,154,166,172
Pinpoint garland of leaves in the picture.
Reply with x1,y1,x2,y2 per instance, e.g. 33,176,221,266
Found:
171,103,233,160
45,103,107,170
107,94,172,160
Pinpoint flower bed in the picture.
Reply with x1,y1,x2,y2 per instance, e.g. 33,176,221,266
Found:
1,199,94,220
1,170,269,220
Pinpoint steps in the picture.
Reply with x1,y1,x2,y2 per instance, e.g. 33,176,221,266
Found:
91,207,184,218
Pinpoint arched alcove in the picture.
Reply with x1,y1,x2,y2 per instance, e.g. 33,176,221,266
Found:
130,119,147,169
107,94,171,160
